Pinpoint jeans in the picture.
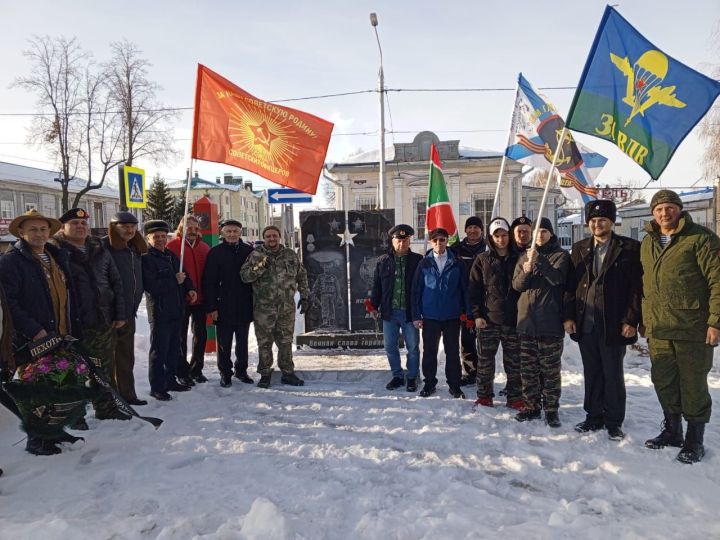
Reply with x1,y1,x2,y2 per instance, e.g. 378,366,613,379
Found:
383,309,420,379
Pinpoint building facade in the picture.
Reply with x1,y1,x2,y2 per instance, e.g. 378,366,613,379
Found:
0,161,121,246
168,172,273,241
326,131,561,248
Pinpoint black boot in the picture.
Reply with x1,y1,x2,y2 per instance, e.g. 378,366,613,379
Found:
25,437,61,456
281,373,305,386
257,374,272,389
677,422,705,464
545,411,562,428
385,376,405,390
645,412,684,449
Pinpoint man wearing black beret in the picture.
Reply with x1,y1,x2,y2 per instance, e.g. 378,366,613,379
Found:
369,224,422,392
563,199,642,440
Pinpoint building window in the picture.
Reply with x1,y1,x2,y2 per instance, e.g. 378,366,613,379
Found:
93,202,104,227
413,197,426,238
472,193,494,227
355,196,376,211
0,199,14,219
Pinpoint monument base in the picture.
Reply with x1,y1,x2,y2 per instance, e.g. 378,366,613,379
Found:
297,331,385,350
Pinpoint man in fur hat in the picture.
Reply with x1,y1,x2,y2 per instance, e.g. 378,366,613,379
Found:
102,212,148,406
564,200,642,441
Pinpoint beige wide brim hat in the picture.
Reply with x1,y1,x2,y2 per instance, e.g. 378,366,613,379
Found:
8,209,62,238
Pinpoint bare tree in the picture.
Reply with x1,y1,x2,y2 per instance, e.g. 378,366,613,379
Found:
14,36,88,212
72,65,125,209
105,39,179,167
699,22,720,180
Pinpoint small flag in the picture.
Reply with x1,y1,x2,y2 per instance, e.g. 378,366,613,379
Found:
505,73,607,205
191,65,334,194
427,144,459,244
566,6,720,179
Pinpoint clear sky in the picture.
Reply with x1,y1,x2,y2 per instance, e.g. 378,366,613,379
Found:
0,0,718,205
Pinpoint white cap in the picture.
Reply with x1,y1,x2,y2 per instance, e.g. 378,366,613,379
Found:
489,218,509,235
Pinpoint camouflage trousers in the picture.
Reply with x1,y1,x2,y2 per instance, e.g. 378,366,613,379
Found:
254,301,297,376
476,325,521,401
519,335,563,412
76,326,115,414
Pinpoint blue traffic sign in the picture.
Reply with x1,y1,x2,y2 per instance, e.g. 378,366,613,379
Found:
267,188,312,204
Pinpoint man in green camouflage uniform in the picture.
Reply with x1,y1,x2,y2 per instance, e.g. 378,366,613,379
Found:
641,190,720,464
241,225,309,388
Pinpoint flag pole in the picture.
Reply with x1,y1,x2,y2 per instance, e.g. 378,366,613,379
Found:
179,159,194,269
531,126,567,246
491,79,520,218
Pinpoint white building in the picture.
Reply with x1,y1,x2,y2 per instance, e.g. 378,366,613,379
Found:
0,161,121,246
326,131,562,248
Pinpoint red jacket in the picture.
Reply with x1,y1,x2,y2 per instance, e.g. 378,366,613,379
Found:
167,236,210,306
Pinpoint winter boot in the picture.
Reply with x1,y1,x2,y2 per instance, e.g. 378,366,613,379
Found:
575,419,605,433
677,422,705,464
419,382,436,398
607,426,625,441
257,374,272,389
514,409,542,422
406,378,418,392
281,373,305,386
459,373,476,387
545,411,561,428
385,376,405,390
448,387,466,399
234,372,254,384
645,412,684,449
25,437,61,456
220,374,232,388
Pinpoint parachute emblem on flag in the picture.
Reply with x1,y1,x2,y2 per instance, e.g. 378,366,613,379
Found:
610,49,687,127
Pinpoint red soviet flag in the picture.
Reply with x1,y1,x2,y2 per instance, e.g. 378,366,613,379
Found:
191,64,334,194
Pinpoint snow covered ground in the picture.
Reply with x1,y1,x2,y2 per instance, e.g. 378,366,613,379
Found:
1,304,720,539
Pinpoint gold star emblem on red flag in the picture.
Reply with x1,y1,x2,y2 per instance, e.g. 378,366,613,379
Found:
249,121,277,152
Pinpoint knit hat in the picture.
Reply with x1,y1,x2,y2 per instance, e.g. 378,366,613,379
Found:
585,200,617,223
464,216,484,230
533,217,554,235
650,189,683,210
488,217,510,236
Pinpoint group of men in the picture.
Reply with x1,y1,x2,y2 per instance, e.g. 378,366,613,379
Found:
0,188,717,465
370,190,720,464
0,207,309,455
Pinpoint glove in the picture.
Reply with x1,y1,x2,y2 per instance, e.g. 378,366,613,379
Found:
298,298,310,314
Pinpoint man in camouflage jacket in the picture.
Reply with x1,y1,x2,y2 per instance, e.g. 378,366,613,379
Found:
240,226,309,388
641,190,720,464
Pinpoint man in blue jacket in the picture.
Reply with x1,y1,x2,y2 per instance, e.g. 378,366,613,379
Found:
412,228,471,399
369,224,423,392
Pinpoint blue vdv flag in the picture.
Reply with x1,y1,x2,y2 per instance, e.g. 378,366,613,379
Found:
566,5,720,179
505,73,607,205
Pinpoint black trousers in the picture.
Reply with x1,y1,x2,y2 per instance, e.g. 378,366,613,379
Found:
216,321,251,377
149,319,180,393
422,318,461,388
179,304,208,378
460,324,478,377
578,325,627,428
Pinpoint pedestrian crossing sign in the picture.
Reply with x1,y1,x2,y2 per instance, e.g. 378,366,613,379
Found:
123,166,146,209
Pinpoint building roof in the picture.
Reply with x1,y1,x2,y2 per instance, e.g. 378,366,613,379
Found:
167,177,243,192
0,161,118,198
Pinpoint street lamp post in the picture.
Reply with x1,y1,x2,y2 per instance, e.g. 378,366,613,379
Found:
370,12,386,209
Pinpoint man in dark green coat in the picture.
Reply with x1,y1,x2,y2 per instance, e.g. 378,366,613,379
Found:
640,189,720,464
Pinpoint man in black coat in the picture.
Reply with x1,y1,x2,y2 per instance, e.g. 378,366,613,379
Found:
102,211,148,406
0,209,83,454
369,224,423,392
142,220,196,401
451,216,487,386
564,200,642,440
54,208,129,421
203,219,255,388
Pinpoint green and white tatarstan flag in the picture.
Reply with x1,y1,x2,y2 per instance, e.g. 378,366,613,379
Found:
426,144,459,244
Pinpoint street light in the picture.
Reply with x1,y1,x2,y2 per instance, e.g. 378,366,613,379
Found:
370,12,386,209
